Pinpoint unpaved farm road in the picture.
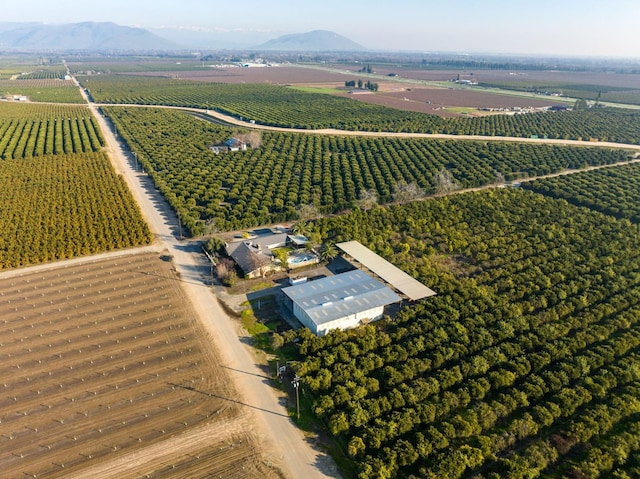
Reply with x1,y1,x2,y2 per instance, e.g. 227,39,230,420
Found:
91,102,640,154
75,80,342,478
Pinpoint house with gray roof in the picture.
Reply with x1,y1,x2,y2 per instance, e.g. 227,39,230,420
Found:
225,232,288,278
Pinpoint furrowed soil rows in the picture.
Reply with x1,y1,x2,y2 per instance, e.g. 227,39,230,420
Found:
0,251,275,479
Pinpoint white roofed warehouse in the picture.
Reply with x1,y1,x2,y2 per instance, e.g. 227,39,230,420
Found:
281,269,401,336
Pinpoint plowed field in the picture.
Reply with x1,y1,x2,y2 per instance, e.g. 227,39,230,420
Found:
0,251,279,479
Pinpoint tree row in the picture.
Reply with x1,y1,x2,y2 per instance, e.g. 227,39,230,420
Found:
523,162,640,223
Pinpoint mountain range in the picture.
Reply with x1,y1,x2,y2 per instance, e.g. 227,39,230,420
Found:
0,22,366,52
0,22,180,51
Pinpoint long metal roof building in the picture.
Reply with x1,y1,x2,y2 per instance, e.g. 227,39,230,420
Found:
336,241,436,301
281,269,401,335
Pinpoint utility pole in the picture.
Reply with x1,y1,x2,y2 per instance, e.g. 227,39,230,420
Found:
133,151,138,171
292,376,301,420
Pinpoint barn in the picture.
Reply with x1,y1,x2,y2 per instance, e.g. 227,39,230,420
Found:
281,269,401,336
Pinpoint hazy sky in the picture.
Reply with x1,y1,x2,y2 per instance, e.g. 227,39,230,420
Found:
6,0,640,57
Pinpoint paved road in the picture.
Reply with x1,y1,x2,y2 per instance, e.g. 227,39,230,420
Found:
74,76,343,479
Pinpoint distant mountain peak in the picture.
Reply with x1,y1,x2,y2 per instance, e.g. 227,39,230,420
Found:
256,30,366,52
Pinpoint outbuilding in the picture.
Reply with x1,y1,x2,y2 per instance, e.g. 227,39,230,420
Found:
281,269,401,336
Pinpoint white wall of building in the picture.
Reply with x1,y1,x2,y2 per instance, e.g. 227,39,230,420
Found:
293,304,385,336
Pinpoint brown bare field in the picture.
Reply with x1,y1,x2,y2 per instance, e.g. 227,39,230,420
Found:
136,65,562,117
0,251,279,479
358,67,640,90
352,86,558,116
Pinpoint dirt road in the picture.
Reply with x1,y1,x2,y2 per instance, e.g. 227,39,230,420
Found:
78,81,342,478
92,102,640,154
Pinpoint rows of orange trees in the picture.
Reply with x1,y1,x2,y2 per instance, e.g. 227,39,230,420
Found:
16,69,68,80
0,102,103,158
103,106,632,233
284,189,640,479
0,151,151,269
0,102,149,268
523,162,640,222
0,79,85,103
80,75,640,143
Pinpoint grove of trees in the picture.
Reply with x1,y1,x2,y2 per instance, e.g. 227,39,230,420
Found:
0,102,103,158
523,162,640,223
0,79,85,103
0,102,150,268
0,152,151,268
103,106,633,234
285,189,640,478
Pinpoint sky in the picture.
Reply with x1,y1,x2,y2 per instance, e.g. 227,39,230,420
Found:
5,0,640,58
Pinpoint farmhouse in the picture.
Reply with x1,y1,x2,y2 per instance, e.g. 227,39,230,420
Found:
225,232,288,279
282,269,401,336
225,228,315,278
209,137,247,154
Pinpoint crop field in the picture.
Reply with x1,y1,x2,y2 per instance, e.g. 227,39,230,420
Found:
364,67,640,91
0,60,67,78
0,251,276,479
15,70,69,80
0,79,85,103
0,151,151,268
0,105,103,159
79,74,428,130
0,102,96,121
333,65,640,109
353,87,560,117
143,65,355,85
479,80,640,107
104,106,633,233
67,58,224,74
0,101,147,268
523,161,640,222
